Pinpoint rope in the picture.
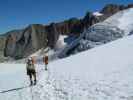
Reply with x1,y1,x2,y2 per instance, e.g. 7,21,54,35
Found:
0,86,29,94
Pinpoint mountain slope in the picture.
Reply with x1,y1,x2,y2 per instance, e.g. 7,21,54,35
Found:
1,34,133,100
2,4,133,60
104,8,133,35
59,8,133,58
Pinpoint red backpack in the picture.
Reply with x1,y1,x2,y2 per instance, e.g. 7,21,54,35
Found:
43,56,48,65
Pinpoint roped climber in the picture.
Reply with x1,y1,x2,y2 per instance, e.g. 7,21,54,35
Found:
43,54,48,70
26,57,37,86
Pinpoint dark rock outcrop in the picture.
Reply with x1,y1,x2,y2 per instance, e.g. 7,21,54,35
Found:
4,24,48,59
100,4,133,18
4,13,101,59
126,4,133,9
0,35,7,62
101,4,125,16
82,12,100,28
2,4,133,60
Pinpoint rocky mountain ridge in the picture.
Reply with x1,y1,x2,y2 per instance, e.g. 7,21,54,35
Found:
0,4,133,60
58,7,133,58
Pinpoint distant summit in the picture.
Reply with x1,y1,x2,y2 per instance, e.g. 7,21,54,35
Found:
101,4,133,16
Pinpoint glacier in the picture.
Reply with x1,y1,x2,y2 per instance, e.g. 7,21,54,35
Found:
58,8,133,58
0,34,133,100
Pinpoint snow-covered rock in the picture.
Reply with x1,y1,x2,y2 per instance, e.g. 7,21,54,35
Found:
93,12,103,16
59,8,133,58
55,35,68,51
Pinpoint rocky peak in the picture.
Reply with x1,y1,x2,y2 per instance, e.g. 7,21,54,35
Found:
127,4,133,8
101,4,125,16
100,4,133,17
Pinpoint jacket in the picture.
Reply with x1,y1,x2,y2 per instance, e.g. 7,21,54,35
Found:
26,63,35,70
44,56,48,65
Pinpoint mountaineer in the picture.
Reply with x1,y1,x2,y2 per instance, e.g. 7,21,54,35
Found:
43,54,48,70
26,57,37,86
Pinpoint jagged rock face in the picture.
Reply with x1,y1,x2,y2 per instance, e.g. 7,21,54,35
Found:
58,24,124,58
101,4,125,16
4,30,23,59
127,4,133,8
59,8,133,58
85,23,124,42
4,25,48,59
45,23,60,48
100,4,133,17
4,13,100,59
82,12,101,28
0,35,6,52
76,24,124,51
0,36,6,61
3,4,133,59
77,8,133,53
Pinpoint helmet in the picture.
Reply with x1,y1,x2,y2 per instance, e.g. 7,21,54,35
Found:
27,57,32,63
28,57,32,61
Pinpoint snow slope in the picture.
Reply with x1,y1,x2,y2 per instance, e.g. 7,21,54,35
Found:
59,8,133,58
0,34,133,99
105,8,133,35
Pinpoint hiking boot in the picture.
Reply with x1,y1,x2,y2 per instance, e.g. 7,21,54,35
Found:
45,67,48,71
34,80,37,85
30,81,33,86
45,65,48,71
